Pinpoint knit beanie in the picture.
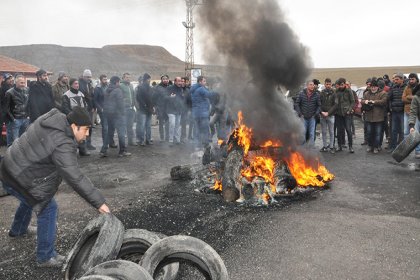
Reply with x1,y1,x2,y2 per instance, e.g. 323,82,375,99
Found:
83,69,92,77
58,71,67,80
67,106,91,126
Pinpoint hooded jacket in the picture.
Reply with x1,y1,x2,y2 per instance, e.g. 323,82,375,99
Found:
103,83,124,115
0,109,105,214
190,83,213,118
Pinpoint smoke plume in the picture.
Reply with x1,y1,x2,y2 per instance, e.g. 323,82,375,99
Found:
197,0,312,146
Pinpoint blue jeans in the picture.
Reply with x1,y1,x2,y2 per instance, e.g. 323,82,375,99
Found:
125,108,136,144
98,110,115,148
168,113,181,143
302,117,316,147
2,183,58,262
136,112,152,144
320,115,335,148
194,116,210,147
102,113,126,154
6,118,29,146
391,111,404,150
366,122,382,148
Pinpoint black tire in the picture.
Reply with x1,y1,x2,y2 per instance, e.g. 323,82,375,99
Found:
392,130,420,162
78,275,115,280
82,260,153,280
140,235,229,280
62,214,125,280
117,229,179,280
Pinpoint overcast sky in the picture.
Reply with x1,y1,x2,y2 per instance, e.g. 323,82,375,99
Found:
1,0,418,68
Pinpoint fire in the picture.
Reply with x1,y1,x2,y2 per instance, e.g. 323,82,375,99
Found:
241,156,275,186
260,140,282,148
284,152,334,187
218,139,224,146
233,111,252,155
212,180,223,191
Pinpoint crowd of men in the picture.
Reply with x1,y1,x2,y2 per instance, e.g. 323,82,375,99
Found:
0,69,233,158
295,73,420,158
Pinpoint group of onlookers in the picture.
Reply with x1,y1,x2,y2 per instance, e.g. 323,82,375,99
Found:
0,69,232,158
294,73,420,158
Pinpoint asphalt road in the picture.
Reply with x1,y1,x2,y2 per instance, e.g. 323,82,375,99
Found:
0,117,419,280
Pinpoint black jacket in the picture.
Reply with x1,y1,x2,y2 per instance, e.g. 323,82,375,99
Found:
27,81,54,123
4,86,29,121
295,89,321,119
388,83,406,113
136,82,154,115
319,88,337,116
0,109,105,214
103,84,124,115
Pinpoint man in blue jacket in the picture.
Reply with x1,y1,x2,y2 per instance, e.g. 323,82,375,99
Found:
190,76,213,147
0,107,110,268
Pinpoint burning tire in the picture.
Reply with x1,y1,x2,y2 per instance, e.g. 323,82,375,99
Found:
140,235,229,280
117,229,179,280
81,260,153,280
62,214,125,280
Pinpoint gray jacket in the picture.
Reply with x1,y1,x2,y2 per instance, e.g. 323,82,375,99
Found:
0,109,105,214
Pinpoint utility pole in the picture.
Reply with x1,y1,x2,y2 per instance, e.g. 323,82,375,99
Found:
183,0,204,78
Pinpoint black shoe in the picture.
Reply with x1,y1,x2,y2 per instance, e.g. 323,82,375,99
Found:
349,147,354,153
146,140,154,145
79,151,91,156
319,147,328,152
361,142,367,145
87,144,96,150
128,142,138,146
118,151,132,157
342,145,348,149
336,146,343,152
109,143,118,148
99,152,108,158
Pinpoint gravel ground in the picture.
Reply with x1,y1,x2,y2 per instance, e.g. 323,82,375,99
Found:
0,118,419,280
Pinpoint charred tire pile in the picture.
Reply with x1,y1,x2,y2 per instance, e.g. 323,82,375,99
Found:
62,215,229,280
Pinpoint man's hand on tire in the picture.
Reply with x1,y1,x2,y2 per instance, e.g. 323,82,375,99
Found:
98,204,110,213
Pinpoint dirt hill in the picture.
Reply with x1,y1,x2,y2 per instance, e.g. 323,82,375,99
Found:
0,44,419,87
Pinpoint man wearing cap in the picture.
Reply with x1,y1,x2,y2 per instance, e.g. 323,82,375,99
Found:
100,76,131,157
27,69,54,123
388,73,406,151
51,71,69,109
1,73,15,125
403,73,420,157
361,78,387,154
136,73,154,146
153,75,170,142
78,69,96,150
0,107,110,268
62,78,91,156
335,78,355,153
3,75,29,146
120,72,137,146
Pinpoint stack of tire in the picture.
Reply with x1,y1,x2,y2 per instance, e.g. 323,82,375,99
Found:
62,214,229,280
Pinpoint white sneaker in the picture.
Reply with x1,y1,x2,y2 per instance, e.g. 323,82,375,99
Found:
37,254,66,268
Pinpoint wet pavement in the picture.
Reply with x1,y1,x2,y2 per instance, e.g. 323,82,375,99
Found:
0,118,419,279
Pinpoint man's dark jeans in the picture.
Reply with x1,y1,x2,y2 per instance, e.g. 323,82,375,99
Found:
366,121,383,148
336,114,353,148
2,183,58,262
390,111,404,150
194,116,210,147
102,113,126,154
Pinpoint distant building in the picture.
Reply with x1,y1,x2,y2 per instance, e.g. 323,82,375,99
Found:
0,54,51,85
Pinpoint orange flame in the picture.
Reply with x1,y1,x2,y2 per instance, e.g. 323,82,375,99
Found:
260,140,282,148
212,180,223,191
233,111,252,156
218,139,224,146
241,156,276,186
284,152,334,187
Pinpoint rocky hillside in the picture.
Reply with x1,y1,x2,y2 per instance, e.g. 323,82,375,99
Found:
0,44,189,81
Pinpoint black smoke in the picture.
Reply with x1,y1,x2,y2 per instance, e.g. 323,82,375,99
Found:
197,0,312,146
